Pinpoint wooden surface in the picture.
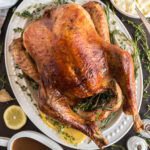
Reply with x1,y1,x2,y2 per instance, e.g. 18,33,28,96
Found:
0,0,149,150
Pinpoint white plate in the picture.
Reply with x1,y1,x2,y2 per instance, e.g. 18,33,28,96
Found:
5,0,143,149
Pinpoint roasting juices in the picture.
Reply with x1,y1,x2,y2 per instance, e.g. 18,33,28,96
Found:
12,137,52,150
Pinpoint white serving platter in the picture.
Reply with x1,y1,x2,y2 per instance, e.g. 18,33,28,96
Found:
5,0,143,149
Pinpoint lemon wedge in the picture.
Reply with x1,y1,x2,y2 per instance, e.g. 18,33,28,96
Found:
41,112,57,130
3,105,27,130
60,127,86,145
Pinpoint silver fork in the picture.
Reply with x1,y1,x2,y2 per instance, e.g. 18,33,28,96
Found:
135,6,150,34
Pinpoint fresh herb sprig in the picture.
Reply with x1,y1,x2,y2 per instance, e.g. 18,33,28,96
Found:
15,3,49,20
123,20,150,101
73,91,115,112
15,0,76,20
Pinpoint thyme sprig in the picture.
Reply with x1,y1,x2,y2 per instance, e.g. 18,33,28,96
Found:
123,20,150,101
15,0,76,20
15,3,49,20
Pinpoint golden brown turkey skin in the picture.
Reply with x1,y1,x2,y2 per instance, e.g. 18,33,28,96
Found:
21,2,143,149
83,1,110,43
9,38,40,83
23,4,109,99
38,83,108,149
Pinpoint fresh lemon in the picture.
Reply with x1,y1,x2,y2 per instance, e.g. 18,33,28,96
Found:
41,112,57,130
41,112,86,144
60,127,86,145
3,105,27,130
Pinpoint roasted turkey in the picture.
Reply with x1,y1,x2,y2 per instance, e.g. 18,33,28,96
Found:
9,1,143,149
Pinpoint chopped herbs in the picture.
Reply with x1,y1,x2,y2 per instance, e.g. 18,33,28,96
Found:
17,73,24,79
13,27,24,33
27,93,33,101
15,64,20,69
16,10,33,19
24,74,39,90
15,81,27,91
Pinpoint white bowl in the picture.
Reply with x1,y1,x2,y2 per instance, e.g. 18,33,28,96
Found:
110,0,150,19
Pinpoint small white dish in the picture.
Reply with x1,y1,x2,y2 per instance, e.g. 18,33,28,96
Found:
110,0,150,19
0,131,63,150
0,0,19,9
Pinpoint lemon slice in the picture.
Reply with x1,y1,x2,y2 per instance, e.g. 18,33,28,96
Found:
60,127,86,145
41,112,57,130
3,105,27,130
41,112,86,144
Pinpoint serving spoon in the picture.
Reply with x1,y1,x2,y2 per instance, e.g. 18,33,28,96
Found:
135,6,150,34
0,131,63,150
